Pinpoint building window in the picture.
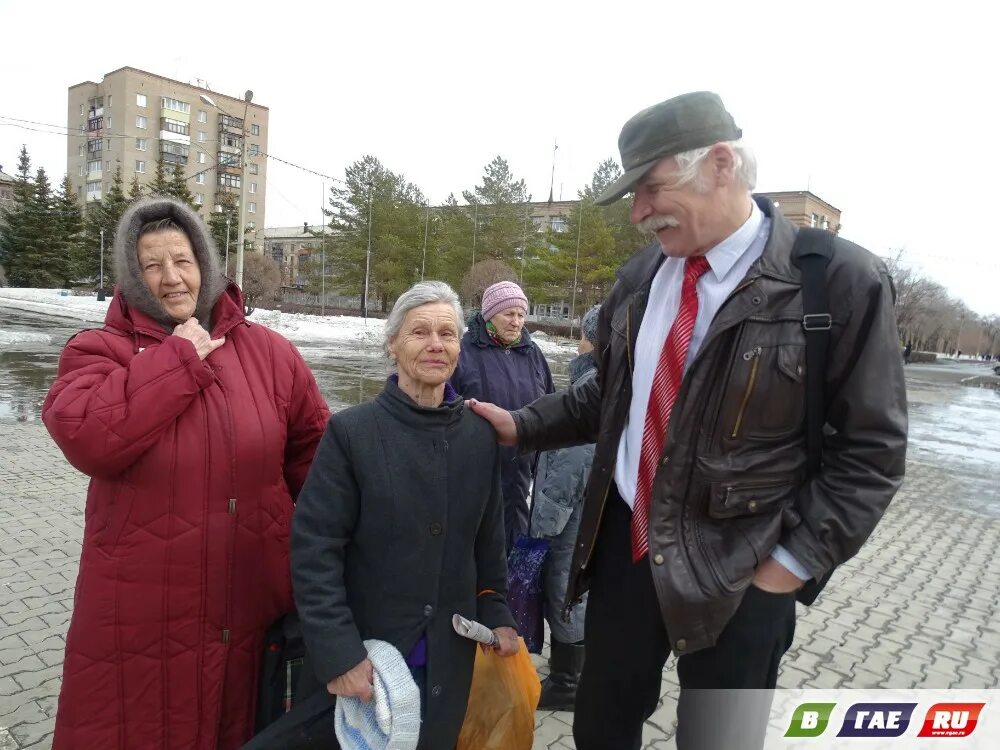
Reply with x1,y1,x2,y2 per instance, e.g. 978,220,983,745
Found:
196,173,205,185
198,152,206,164
198,110,207,123
79,164,85,176
79,144,85,157
249,182,256,194
106,117,112,130
105,160,111,171
136,115,147,129
198,130,207,143
87,160,101,175
106,138,112,150
87,138,102,154
248,202,256,213
218,173,241,189
160,97,191,114
194,194,204,205
249,162,259,175
135,161,145,173
251,124,260,136
550,217,567,233
108,95,113,107
217,152,240,166
80,104,84,116
248,144,259,157
136,138,147,151
137,93,147,108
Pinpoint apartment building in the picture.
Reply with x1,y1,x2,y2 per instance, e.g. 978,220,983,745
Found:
67,67,268,247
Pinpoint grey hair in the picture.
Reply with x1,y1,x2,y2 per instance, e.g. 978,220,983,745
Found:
384,281,464,357
671,140,757,192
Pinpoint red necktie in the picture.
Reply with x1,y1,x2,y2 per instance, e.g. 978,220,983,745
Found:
631,256,711,563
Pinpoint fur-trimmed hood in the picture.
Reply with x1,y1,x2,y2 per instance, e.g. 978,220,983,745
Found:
114,195,227,331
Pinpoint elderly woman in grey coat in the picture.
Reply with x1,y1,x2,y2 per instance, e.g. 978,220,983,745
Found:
291,281,520,749
531,305,600,712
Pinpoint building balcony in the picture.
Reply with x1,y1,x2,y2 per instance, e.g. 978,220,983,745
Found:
86,191,102,202
87,116,103,132
162,153,188,166
216,185,240,197
218,115,244,132
217,162,242,176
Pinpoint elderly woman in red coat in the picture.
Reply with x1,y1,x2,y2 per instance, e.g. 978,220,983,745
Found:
42,196,330,750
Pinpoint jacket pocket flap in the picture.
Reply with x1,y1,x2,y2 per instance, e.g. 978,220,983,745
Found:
708,480,795,519
777,344,805,383
530,493,576,538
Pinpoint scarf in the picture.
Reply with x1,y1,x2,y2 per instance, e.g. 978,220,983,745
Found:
485,320,521,349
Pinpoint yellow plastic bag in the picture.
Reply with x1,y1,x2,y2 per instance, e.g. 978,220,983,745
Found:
457,638,541,750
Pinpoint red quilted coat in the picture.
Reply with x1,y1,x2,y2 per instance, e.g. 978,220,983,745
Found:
42,284,329,749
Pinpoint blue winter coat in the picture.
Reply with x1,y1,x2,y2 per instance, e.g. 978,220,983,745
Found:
451,313,555,548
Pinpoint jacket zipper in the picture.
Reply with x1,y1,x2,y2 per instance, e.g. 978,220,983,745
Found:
730,347,762,438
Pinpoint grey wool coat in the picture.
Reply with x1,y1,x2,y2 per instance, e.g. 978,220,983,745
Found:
290,377,516,749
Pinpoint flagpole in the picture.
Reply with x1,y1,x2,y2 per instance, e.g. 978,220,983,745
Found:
548,139,558,205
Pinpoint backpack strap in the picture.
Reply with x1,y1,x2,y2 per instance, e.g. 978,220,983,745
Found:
790,228,835,478
790,228,835,606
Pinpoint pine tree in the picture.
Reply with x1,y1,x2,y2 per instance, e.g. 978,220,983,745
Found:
208,192,239,273
8,167,62,287
128,175,144,202
151,154,170,196
167,163,197,208
0,146,34,284
327,155,426,312
461,156,533,268
54,174,88,286
84,166,130,286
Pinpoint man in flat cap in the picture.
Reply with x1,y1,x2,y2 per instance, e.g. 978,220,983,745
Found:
470,91,907,748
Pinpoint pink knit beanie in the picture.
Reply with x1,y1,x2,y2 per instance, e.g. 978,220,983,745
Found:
481,281,529,322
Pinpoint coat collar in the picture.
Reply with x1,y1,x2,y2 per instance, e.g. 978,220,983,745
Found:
105,281,249,341
467,313,535,351
377,376,466,430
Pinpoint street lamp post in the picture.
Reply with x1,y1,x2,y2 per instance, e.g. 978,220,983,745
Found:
199,90,253,289
97,228,105,301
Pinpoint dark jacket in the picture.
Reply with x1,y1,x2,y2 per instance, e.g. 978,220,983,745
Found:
291,378,516,750
43,284,329,750
512,197,908,656
451,313,555,545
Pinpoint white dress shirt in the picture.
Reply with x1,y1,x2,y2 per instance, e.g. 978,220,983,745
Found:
612,201,809,580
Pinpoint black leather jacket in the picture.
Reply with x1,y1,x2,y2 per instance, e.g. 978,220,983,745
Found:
512,197,907,655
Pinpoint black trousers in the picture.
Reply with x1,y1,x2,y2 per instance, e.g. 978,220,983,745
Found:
573,493,796,750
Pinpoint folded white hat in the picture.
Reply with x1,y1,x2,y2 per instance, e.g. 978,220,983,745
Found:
334,639,422,750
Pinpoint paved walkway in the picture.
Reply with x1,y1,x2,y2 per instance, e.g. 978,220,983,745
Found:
2,418,999,749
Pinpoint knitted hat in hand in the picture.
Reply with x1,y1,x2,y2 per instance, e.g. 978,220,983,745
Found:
581,304,601,346
481,281,528,322
334,640,421,750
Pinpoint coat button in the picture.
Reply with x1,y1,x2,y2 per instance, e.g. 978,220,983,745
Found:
431,684,442,697
747,500,759,512
675,638,687,651
653,554,664,565
430,522,443,536
423,604,434,617
751,296,762,305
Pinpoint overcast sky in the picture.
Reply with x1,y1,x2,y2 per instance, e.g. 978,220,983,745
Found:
2,0,997,315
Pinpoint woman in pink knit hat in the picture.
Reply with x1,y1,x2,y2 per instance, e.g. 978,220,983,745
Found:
451,280,554,550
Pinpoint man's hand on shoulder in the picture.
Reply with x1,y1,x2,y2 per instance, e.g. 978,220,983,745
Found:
466,399,518,447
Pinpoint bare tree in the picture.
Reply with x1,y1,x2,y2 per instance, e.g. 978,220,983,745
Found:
239,252,282,316
460,259,518,310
